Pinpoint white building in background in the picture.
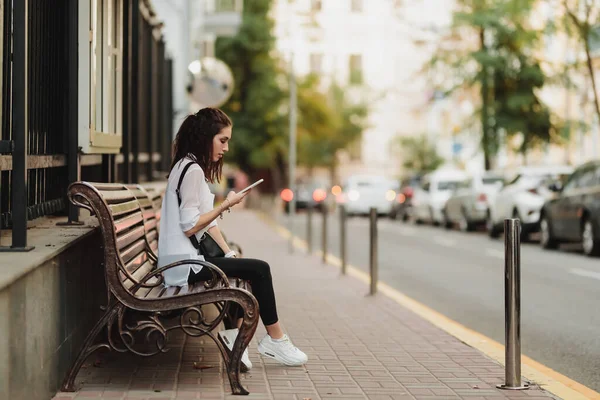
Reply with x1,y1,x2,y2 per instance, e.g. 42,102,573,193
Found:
272,0,469,180
150,0,243,133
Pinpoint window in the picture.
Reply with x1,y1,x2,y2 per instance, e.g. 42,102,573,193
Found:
351,0,363,12
349,54,363,85
78,0,123,153
562,170,581,193
310,53,323,74
311,0,322,11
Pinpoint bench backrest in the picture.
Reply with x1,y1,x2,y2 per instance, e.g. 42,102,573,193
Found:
68,182,160,304
126,185,161,257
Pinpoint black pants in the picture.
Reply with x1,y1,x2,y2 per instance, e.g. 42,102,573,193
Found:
188,257,279,326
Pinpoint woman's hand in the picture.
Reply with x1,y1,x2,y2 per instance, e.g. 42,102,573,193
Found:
225,190,250,208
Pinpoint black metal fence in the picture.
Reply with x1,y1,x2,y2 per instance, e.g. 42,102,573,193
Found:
0,0,173,250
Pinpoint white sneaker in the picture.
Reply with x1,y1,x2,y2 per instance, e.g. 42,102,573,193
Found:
217,328,252,371
257,334,308,366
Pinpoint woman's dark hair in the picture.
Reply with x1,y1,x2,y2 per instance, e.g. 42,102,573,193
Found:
169,107,232,183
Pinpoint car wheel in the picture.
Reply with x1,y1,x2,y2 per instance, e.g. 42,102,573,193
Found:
442,209,453,230
487,210,500,238
581,218,600,256
459,209,475,232
540,215,559,250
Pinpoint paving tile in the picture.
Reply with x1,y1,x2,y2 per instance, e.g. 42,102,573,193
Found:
51,211,559,400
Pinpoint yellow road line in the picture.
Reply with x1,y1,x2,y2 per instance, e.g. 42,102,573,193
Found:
260,212,600,400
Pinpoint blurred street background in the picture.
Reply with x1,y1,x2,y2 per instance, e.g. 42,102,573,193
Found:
3,0,600,398
128,0,600,392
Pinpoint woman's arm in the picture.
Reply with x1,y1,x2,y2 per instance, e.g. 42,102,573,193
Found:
179,167,249,238
207,225,232,254
183,200,230,237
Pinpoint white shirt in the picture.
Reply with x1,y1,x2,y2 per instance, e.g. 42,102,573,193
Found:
157,156,218,286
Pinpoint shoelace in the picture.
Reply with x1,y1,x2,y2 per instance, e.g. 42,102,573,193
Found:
277,336,298,352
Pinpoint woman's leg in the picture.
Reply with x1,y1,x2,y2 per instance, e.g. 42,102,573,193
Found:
190,258,282,336
189,257,308,366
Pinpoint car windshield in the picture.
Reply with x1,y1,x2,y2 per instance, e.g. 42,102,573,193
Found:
482,177,504,185
437,181,460,191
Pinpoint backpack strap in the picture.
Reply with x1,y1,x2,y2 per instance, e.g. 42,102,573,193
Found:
175,160,202,251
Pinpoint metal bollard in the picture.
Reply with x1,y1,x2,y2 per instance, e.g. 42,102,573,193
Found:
340,205,347,275
322,205,328,263
497,219,529,390
307,203,313,254
369,207,378,295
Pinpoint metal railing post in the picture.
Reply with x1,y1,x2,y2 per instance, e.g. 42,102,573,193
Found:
340,205,347,274
6,0,33,252
369,207,378,295
307,202,313,254
497,218,528,390
321,204,327,263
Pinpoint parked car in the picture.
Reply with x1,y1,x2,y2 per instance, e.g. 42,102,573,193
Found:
284,180,329,213
411,168,468,225
340,175,398,216
442,171,504,231
487,165,574,240
389,175,422,221
540,161,600,256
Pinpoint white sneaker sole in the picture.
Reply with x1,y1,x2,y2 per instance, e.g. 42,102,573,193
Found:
257,342,307,367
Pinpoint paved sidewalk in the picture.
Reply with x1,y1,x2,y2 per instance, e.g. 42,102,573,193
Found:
53,210,557,400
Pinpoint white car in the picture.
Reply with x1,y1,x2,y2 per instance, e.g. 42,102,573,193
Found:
340,175,398,216
411,168,468,225
487,165,574,239
443,171,505,231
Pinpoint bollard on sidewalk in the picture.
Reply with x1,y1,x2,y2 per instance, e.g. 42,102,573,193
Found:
307,203,313,254
497,218,529,390
322,205,327,264
369,207,378,295
340,205,347,275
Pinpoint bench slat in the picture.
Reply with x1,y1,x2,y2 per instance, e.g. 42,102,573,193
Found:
99,189,137,203
144,285,166,299
120,239,147,266
123,260,155,290
161,286,181,298
133,276,160,296
114,211,144,234
117,226,146,252
109,199,141,217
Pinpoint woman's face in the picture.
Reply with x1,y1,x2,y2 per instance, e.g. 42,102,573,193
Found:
212,126,232,162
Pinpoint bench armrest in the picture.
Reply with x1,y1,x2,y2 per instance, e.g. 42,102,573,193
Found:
132,259,230,292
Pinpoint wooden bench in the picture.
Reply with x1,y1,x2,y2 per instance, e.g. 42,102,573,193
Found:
125,183,251,328
62,181,259,395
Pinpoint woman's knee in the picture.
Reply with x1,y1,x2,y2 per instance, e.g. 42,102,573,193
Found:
254,260,272,279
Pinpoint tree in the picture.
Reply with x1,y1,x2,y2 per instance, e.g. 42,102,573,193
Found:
563,0,600,127
295,76,369,181
215,0,288,190
393,135,444,174
428,0,554,168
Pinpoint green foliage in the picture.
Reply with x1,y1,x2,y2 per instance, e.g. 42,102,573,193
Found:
429,0,554,164
215,0,287,176
294,77,366,170
296,76,369,169
216,0,368,187
392,136,444,174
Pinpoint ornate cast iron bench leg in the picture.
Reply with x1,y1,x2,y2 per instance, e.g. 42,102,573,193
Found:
223,291,259,395
61,305,122,391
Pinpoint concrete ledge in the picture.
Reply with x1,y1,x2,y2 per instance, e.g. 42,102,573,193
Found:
0,216,107,400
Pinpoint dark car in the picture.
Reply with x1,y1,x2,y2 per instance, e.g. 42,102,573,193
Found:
389,175,422,221
539,161,600,256
284,182,328,213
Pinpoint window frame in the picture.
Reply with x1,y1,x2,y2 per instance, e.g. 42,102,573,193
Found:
78,0,124,154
